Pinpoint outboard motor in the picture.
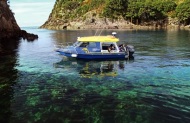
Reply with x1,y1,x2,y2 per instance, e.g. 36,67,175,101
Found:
126,45,135,57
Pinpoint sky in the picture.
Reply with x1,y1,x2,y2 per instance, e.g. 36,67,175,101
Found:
10,0,56,27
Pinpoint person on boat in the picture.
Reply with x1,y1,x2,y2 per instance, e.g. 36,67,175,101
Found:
108,44,115,52
119,44,126,52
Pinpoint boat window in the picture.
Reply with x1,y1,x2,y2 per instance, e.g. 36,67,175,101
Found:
102,43,112,50
88,42,97,48
79,42,89,47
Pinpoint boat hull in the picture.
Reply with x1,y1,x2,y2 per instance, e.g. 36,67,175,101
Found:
77,54,126,60
57,51,128,60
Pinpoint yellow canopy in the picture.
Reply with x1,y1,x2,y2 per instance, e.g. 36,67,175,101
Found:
77,36,119,42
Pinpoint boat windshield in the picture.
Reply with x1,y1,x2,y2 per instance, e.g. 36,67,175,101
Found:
73,41,81,47
79,42,89,47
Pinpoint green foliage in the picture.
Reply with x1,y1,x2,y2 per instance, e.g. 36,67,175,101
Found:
126,0,177,23
62,1,80,11
89,0,105,9
139,1,163,20
76,4,89,16
153,0,177,13
52,0,190,25
176,0,190,25
125,0,144,19
103,0,128,20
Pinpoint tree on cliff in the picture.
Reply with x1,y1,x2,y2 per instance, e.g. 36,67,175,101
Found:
103,0,128,21
176,0,190,25
125,0,176,24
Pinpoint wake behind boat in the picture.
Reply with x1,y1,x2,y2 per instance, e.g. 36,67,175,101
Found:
55,32,134,60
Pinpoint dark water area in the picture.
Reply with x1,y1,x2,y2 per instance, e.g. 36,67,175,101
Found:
0,27,190,123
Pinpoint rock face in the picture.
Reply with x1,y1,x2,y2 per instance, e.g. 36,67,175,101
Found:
41,15,133,30
0,0,20,32
0,0,38,41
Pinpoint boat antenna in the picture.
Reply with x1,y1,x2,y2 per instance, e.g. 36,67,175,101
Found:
94,28,100,36
98,27,104,36
94,25,105,36
98,25,106,36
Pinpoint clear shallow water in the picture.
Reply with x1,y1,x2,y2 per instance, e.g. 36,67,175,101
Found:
0,28,190,123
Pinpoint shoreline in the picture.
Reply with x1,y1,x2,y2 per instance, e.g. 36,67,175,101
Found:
40,24,190,31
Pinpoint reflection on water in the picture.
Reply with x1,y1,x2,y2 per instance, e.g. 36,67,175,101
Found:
0,39,20,123
53,58,133,78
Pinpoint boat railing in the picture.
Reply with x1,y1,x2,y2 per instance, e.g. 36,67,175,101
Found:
55,42,73,47
54,42,78,54
54,42,73,49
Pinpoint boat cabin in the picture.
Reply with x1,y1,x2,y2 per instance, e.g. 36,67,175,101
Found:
73,36,120,54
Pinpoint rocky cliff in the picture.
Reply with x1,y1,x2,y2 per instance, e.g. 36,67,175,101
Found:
0,0,20,36
0,0,21,31
0,0,38,41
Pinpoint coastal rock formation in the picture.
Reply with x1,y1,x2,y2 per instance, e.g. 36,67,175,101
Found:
0,0,38,41
41,15,133,30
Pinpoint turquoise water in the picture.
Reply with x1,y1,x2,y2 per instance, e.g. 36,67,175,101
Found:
0,28,190,123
